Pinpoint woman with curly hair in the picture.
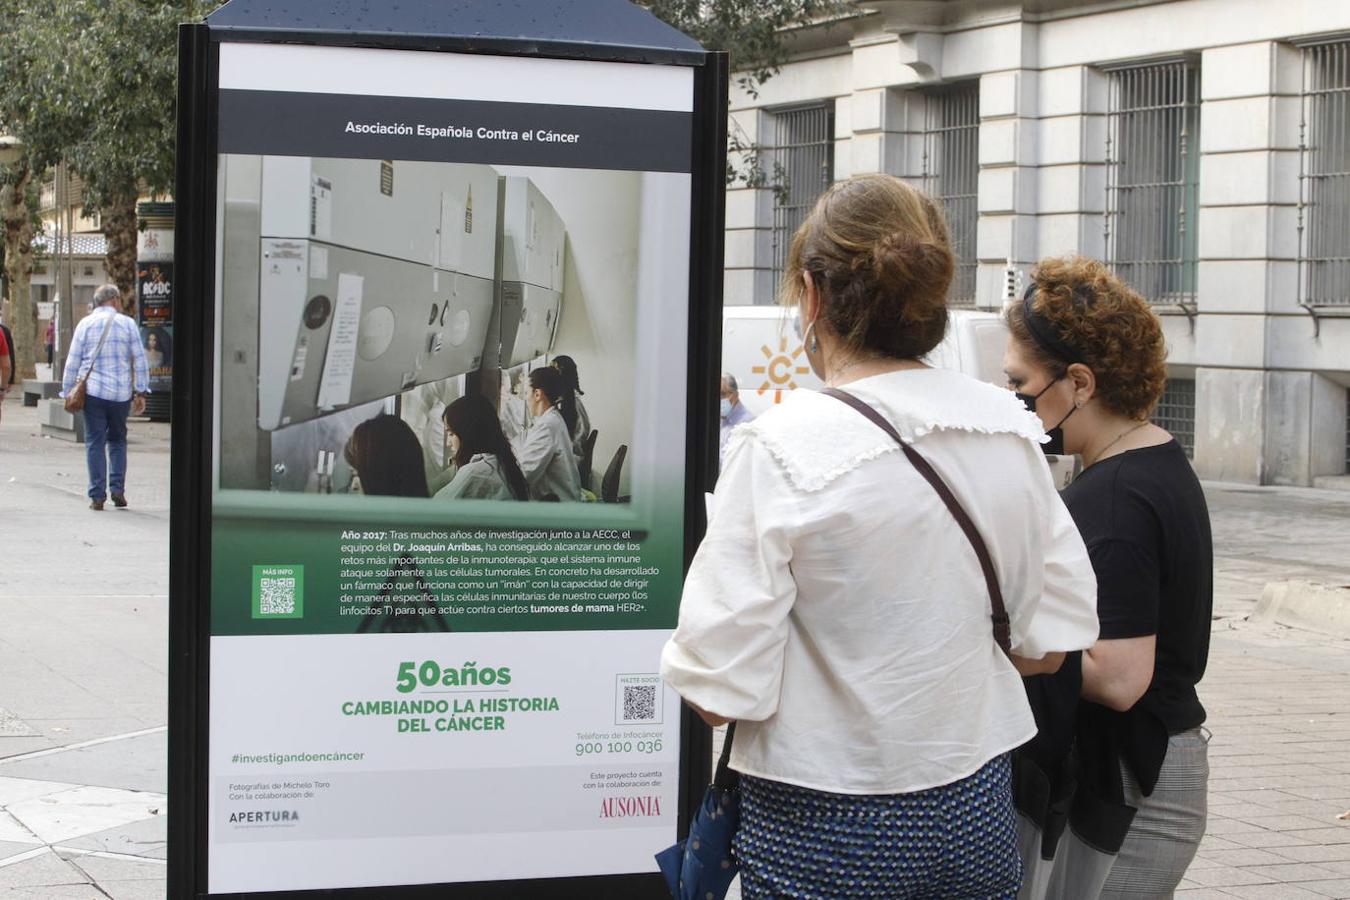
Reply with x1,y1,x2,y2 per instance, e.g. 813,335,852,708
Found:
662,175,1100,898
1003,256,1213,899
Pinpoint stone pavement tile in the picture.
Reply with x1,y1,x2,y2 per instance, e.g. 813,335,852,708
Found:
0,850,87,888
0,777,76,807
1202,835,1258,852
1206,849,1302,867
0,731,166,794
0,845,40,864
97,880,166,900
1243,864,1347,883
0,686,113,724
0,887,106,899
1284,787,1350,802
1186,864,1278,887
0,741,53,763
16,719,155,747
1242,816,1345,833
1223,803,1298,821
61,852,165,891
57,815,166,860
0,814,38,846
1208,815,1271,835
1293,879,1350,898
1286,829,1350,846
6,787,163,844
1225,885,1335,899
1228,830,1319,849
1253,800,1348,819
1220,789,1305,805
1276,846,1350,864
1176,890,1242,899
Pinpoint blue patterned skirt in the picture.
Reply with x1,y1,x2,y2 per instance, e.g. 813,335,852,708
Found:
734,754,1022,899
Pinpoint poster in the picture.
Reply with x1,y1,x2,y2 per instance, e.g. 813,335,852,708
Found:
137,261,174,391
207,42,694,894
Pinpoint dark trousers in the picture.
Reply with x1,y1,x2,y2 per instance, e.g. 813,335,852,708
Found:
84,394,131,500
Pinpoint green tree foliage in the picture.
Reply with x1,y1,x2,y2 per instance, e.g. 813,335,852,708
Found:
638,0,849,96
0,0,215,353
638,0,850,192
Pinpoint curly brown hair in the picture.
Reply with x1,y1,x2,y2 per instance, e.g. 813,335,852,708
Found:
780,174,954,359
1006,256,1167,420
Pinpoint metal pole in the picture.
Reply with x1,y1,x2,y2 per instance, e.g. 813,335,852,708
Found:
52,162,76,384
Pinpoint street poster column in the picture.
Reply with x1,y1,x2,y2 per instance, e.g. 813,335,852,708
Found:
205,42,696,894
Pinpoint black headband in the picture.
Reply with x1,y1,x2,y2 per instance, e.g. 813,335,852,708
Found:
1020,282,1091,366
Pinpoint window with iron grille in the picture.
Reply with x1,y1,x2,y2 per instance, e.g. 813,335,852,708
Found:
767,103,835,301
920,83,980,306
1299,40,1350,309
1154,377,1196,456
1104,60,1201,308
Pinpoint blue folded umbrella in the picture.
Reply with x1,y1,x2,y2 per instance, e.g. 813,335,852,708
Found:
656,723,740,900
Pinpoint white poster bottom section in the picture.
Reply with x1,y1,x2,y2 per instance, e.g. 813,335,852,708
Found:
208,630,681,894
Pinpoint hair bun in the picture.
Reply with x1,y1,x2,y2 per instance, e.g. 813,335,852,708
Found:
869,232,953,315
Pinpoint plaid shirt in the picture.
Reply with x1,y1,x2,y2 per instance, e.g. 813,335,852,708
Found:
61,306,150,403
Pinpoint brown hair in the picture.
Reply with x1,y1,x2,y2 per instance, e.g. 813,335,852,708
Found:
780,173,954,359
1006,256,1167,420
343,414,430,498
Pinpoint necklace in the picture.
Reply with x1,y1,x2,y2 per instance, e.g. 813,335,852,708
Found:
1088,421,1148,467
825,354,888,386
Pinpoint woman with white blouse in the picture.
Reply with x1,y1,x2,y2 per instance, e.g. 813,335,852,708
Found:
660,174,1099,899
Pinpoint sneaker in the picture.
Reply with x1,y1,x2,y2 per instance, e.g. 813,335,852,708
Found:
111,494,127,508
90,499,105,511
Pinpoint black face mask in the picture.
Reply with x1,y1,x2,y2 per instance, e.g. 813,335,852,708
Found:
1015,377,1076,456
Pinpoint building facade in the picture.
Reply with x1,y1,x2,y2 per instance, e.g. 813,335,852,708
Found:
725,0,1350,487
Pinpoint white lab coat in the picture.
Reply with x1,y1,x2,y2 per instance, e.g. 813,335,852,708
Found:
515,406,582,501
434,453,519,501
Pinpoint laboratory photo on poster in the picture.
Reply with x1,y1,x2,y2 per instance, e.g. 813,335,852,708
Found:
218,156,662,507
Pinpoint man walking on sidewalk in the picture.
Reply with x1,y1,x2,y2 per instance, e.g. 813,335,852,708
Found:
61,284,149,511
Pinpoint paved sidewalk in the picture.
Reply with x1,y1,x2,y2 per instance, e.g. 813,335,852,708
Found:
0,394,169,899
1,392,1348,897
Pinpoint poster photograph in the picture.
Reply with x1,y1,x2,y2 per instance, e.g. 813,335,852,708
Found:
203,41,698,895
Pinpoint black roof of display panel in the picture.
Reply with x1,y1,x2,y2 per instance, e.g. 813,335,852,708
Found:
206,0,706,65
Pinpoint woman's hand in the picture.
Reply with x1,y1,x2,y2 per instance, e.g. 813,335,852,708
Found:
687,701,730,728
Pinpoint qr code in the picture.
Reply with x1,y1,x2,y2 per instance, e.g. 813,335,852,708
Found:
258,577,296,615
622,685,657,722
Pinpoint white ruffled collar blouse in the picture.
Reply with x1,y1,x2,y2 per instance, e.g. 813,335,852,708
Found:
661,367,1099,794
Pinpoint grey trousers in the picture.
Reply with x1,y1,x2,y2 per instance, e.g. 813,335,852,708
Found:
1100,727,1210,900
1017,728,1209,900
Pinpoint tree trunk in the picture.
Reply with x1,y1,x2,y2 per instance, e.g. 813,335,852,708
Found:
1,166,37,381
101,189,138,319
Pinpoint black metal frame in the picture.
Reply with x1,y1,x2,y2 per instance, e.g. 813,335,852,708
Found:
168,19,726,900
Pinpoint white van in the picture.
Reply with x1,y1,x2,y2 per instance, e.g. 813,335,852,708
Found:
720,305,1079,488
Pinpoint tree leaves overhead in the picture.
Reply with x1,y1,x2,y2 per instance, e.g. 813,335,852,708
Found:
0,0,218,209
638,0,849,96
0,0,218,312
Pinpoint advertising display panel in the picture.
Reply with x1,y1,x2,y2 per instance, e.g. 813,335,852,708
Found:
169,7,726,898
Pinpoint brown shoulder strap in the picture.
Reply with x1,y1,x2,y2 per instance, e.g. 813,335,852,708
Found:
821,388,1012,658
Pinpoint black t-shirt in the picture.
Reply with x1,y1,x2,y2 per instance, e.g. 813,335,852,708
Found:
1063,439,1213,792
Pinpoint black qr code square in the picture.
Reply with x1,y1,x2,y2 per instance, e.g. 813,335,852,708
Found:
622,685,657,722
259,577,296,615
